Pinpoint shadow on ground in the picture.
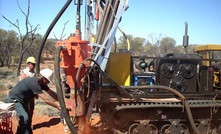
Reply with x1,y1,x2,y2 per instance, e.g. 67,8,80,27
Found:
33,117,60,129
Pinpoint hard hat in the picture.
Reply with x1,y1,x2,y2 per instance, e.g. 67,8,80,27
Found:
40,68,53,83
26,56,36,64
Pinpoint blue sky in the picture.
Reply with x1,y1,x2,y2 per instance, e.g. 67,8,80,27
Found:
0,0,221,45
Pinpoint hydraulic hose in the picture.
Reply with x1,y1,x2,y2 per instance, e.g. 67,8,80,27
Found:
122,85,200,134
75,58,133,101
54,46,78,134
36,0,73,74
118,26,130,51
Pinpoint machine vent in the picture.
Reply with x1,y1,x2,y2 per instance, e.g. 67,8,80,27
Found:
179,63,196,79
169,75,187,92
134,76,153,86
161,63,178,78
136,78,150,86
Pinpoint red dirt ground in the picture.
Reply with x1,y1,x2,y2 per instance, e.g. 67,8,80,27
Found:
7,110,65,134
32,110,65,134
31,110,102,134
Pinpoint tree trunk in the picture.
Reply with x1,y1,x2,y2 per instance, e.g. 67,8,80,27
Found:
17,54,24,76
0,59,4,67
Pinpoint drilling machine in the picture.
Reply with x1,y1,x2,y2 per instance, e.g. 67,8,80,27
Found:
36,0,221,133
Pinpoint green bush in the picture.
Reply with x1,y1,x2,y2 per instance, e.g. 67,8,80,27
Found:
0,67,15,76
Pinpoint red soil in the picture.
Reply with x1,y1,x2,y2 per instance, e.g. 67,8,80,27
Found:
32,110,65,134
31,110,102,134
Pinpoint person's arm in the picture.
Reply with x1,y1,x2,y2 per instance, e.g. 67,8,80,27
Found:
38,93,60,110
20,71,27,81
45,89,59,101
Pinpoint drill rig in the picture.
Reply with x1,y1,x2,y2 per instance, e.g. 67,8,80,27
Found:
37,0,221,133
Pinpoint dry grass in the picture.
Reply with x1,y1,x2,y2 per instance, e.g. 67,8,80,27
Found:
0,67,18,102
35,100,60,116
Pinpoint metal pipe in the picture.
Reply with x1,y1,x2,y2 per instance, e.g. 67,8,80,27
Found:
95,0,110,44
183,21,189,54
91,0,111,57
76,0,81,32
104,0,119,39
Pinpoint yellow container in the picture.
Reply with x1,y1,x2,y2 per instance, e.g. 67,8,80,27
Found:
106,52,131,86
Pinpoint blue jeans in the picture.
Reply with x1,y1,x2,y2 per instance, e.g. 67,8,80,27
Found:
8,97,33,134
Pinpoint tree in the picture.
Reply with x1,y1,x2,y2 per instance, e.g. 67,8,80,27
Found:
0,29,7,67
118,35,131,50
187,44,198,54
6,30,19,68
2,0,40,75
0,29,19,67
117,34,146,55
160,37,176,54
53,20,70,41
174,45,183,54
25,33,42,57
143,41,158,57
145,34,164,56
44,39,57,58
144,34,177,56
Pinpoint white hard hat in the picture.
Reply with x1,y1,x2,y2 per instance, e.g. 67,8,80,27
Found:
40,68,53,83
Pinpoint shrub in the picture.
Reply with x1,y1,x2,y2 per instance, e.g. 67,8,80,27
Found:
35,99,60,117
0,85,7,91
0,67,14,76
0,85,8,102
0,94,8,102
36,105,60,117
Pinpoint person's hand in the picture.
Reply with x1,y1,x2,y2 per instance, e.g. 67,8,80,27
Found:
57,105,61,110
54,102,61,110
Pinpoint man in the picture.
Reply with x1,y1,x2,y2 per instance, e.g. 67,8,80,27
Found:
19,56,36,130
8,68,60,134
20,56,36,80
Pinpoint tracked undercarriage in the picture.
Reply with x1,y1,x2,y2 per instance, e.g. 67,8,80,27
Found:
96,88,221,134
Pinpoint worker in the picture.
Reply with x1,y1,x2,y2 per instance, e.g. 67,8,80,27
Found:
20,56,36,80
19,56,36,130
8,68,61,134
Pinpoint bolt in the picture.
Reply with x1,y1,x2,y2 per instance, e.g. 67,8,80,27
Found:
143,122,147,127
165,130,171,134
201,120,207,126
172,121,178,126
181,130,184,133
157,110,162,115
133,129,138,134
